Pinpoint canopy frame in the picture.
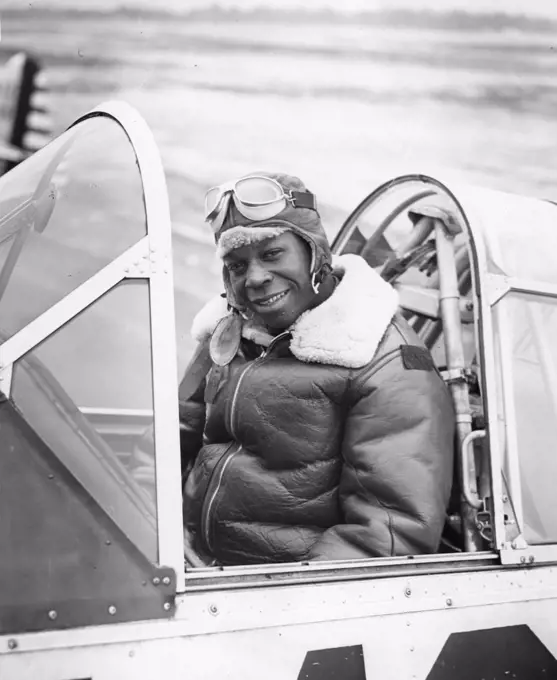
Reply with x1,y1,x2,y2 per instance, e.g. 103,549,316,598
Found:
0,101,185,590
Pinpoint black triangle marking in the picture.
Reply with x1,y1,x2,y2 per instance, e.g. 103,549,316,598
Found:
427,625,557,679
297,644,367,680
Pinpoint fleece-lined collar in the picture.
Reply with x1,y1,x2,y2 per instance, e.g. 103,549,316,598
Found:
191,254,399,369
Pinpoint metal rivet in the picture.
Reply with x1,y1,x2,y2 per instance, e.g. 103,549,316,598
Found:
209,604,218,615
152,576,161,586
7,639,17,650
529,555,535,564
105,539,111,546
446,598,453,607
520,556,527,564
48,474,54,480
404,587,412,597
162,576,170,586
48,610,57,620
502,495,509,503
108,605,117,616
511,540,518,549
163,602,171,612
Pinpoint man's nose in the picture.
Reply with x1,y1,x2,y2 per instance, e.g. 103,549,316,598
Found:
245,261,272,288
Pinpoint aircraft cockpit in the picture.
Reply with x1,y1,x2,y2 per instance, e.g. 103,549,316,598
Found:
1,102,557,643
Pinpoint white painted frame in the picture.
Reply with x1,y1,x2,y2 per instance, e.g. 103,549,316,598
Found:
86,102,184,590
0,102,185,590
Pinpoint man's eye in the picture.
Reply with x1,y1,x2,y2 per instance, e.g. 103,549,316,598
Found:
227,262,246,274
263,248,283,260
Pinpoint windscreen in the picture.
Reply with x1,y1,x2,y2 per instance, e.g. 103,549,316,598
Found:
10,279,157,562
493,291,557,545
0,113,157,561
0,114,146,340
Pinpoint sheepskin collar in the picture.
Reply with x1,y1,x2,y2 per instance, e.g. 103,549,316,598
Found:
191,254,399,369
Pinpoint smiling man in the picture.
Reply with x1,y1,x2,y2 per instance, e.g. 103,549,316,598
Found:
223,230,335,332
180,171,455,567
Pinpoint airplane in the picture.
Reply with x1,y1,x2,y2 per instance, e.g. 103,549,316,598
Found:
0,100,556,679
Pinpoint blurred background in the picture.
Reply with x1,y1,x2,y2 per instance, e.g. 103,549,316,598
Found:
2,0,557,354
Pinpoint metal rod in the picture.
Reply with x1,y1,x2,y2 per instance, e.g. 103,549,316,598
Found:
434,220,483,552
421,260,472,351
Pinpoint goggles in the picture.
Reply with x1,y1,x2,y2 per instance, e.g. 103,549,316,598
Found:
204,175,318,233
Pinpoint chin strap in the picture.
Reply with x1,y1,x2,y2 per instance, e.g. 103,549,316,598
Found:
311,272,319,294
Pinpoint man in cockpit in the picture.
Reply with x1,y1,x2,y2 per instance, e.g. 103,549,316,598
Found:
175,171,455,567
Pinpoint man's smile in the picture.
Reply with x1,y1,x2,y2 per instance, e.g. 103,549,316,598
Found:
249,290,289,308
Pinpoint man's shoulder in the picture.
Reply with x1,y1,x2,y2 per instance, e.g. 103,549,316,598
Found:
374,313,427,358
351,314,437,384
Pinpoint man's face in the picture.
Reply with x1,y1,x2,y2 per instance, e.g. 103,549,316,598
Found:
223,231,315,332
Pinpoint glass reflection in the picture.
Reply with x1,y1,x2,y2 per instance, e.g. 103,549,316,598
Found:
0,115,146,340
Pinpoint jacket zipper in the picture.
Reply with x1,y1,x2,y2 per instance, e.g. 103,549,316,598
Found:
227,331,290,439
201,331,290,553
201,443,238,553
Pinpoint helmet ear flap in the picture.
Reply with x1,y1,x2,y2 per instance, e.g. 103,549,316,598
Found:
221,264,249,317
221,265,236,309
317,262,333,282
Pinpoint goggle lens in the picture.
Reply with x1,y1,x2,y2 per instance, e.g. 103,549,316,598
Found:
205,186,223,216
235,176,284,206
204,175,316,232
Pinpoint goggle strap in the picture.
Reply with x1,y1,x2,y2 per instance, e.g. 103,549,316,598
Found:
289,190,318,213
